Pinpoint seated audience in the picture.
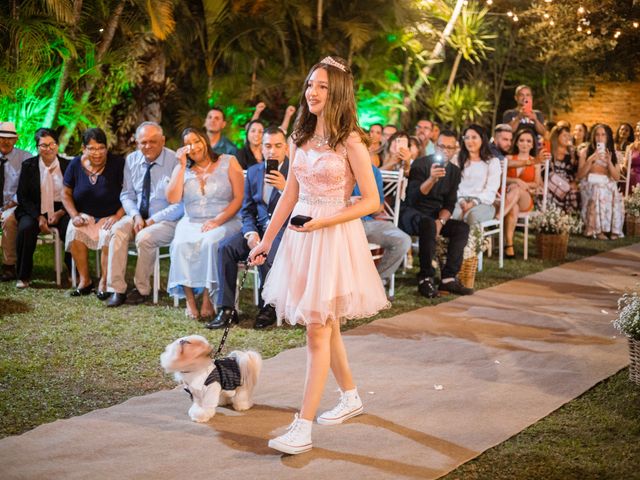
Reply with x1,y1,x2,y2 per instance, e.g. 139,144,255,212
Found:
381,124,397,145
204,106,238,156
380,131,411,176
502,128,543,258
0,121,31,281
409,136,422,165
624,122,640,192
368,123,383,168
356,162,411,288
62,128,125,296
14,128,71,288
415,119,436,156
400,130,472,298
548,125,580,213
615,123,635,153
452,125,501,225
577,123,624,239
489,124,513,160
211,126,289,330
430,122,441,143
236,120,264,170
573,123,589,155
166,128,243,320
105,122,183,307
502,85,546,136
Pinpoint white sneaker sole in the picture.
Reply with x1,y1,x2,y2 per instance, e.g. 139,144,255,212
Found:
316,405,364,425
268,438,312,455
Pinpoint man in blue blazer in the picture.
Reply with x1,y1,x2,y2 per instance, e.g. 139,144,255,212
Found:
207,126,289,329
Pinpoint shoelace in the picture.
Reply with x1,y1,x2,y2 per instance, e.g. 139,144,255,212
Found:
326,394,350,416
281,413,305,440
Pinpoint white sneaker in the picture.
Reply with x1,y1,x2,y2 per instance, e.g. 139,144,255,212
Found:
15,280,29,289
268,414,312,455
317,389,364,425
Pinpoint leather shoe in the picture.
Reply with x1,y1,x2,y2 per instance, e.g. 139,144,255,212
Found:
96,290,112,300
255,304,277,329
107,292,127,307
125,288,149,305
70,282,94,297
418,276,439,298
205,308,238,330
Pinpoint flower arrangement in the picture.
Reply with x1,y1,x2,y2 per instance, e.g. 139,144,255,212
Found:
435,225,490,264
624,185,640,217
529,203,583,235
613,290,640,341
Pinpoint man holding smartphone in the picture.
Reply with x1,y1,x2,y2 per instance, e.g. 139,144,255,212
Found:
502,85,546,136
208,126,289,329
400,130,473,298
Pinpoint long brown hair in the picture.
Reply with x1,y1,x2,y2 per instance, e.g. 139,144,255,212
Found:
291,56,369,149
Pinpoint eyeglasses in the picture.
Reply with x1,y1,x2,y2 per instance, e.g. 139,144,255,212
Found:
86,145,107,153
436,144,457,151
38,142,58,150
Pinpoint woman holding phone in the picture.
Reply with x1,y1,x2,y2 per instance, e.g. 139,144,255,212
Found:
380,131,412,175
249,56,388,455
577,123,624,239
166,128,244,319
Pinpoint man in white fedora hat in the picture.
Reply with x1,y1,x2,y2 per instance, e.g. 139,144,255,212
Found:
0,121,31,281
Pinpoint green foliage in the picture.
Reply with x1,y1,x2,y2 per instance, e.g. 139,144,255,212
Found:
356,85,404,129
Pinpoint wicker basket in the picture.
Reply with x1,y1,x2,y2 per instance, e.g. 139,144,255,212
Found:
625,214,640,237
458,256,478,289
629,337,640,385
536,232,569,261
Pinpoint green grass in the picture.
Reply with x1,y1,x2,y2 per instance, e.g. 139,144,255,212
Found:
1,234,639,478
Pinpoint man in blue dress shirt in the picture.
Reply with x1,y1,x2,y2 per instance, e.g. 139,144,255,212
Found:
105,122,183,307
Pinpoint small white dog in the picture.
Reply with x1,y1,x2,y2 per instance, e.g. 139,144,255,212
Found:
160,335,262,423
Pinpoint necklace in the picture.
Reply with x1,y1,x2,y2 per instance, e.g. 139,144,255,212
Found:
82,161,105,185
311,132,329,148
193,161,215,195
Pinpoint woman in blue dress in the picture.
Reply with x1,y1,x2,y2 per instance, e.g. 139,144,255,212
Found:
166,128,243,320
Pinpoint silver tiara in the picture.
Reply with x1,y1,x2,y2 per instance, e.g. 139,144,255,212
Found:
320,56,347,72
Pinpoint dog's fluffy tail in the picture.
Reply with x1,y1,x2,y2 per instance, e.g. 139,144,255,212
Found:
230,350,262,393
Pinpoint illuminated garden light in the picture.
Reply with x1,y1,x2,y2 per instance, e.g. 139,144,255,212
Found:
543,13,550,19
549,19,555,26
577,25,582,32
586,28,592,34
578,6,585,15
486,0,493,5
513,15,519,22
634,22,639,28
507,11,513,17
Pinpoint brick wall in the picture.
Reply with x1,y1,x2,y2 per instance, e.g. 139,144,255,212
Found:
554,79,640,130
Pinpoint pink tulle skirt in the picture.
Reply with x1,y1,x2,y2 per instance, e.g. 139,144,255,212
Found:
262,198,390,326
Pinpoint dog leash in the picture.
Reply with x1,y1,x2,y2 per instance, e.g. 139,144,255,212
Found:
211,254,265,359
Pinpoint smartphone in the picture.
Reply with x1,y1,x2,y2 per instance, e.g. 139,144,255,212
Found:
266,159,279,176
290,215,312,227
395,137,409,150
523,98,532,115
433,153,446,168
596,142,605,154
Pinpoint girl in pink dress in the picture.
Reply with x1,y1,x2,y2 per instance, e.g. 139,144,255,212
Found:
249,56,389,455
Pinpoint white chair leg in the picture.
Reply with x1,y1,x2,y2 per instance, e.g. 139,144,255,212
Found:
153,248,160,304
478,250,484,272
523,221,529,260
253,266,260,306
388,273,395,300
71,258,77,288
53,229,62,286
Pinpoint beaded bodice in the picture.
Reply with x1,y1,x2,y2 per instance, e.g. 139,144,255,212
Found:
293,147,355,203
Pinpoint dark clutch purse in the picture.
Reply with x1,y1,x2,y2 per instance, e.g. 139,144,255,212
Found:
290,215,312,227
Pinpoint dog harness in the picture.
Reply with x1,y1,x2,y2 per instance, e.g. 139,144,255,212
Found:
183,357,242,400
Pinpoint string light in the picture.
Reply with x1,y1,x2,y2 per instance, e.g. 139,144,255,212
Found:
577,6,585,15
634,22,639,28
577,25,582,32
586,28,591,34
549,19,555,26
507,11,513,17
614,30,621,38
486,0,493,4
513,15,519,22
543,13,550,19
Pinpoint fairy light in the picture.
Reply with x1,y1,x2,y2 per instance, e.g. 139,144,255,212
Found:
549,19,555,26
486,0,493,4
586,28,591,34
614,30,621,38
513,15,519,22
577,25,582,32
577,6,585,15
634,22,639,28
543,13,550,19
507,11,513,17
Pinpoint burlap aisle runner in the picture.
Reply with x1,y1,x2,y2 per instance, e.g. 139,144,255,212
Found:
1,244,638,479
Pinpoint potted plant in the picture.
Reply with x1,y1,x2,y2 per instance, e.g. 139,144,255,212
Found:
624,185,640,237
458,225,490,288
613,290,640,385
529,203,582,261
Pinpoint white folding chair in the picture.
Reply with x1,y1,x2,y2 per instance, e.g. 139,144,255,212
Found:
516,158,550,260
127,245,171,304
373,169,406,299
36,226,63,286
477,157,508,271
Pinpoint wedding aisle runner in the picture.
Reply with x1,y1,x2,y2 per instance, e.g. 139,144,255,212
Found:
1,244,638,479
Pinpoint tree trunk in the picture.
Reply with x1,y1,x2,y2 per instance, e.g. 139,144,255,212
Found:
59,0,126,150
44,0,84,128
445,51,463,96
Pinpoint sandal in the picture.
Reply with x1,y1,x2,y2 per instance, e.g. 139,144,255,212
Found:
596,233,608,240
504,244,516,259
